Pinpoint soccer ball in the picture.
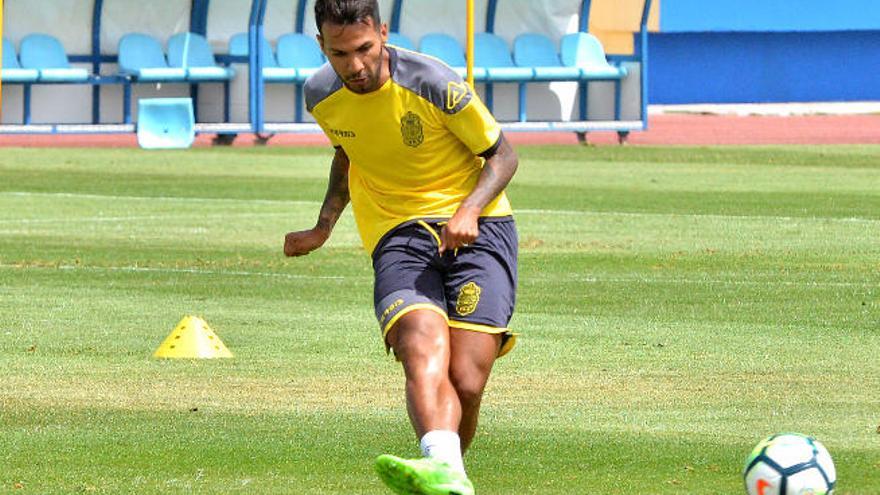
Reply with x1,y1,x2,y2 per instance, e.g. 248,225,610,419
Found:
743,433,836,495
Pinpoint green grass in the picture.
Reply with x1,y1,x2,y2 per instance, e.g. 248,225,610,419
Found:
1,144,878,494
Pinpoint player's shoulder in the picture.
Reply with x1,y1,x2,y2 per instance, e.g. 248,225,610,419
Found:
390,46,472,115
304,64,343,113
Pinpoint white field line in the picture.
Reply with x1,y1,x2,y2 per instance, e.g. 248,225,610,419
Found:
545,275,876,288
0,263,366,281
0,263,873,288
3,191,877,225
0,191,320,207
0,212,292,225
517,208,880,225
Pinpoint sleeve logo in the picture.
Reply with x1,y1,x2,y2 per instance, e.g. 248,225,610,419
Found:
400,111,424,147
446,81,469,111
455,281,482,316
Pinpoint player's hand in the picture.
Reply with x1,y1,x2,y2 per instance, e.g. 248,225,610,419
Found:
284,228,329,257
439,206,481,255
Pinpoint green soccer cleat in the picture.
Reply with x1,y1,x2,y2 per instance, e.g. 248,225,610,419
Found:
374,454,475,495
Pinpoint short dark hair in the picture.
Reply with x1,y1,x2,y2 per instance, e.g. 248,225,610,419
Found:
314,0,381,34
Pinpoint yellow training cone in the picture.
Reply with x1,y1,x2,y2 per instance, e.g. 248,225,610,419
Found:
153,316,233,359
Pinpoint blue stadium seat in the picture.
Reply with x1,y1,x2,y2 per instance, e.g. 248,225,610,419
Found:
118,33,186,82
513,33,581,81
275,33,326,123
167,32,235,81
474,33,533,82
472,33,532,119
276,33,325,81
137,97,195,149
387,32,415,51
560,32,627,80
560,32,628,121
419,33,486,80
2,37,39,83
19,34,89,82
229,33,297,82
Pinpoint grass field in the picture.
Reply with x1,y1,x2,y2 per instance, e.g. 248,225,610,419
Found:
1,144,878,494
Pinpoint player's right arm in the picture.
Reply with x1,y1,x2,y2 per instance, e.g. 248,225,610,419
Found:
283,147,351,257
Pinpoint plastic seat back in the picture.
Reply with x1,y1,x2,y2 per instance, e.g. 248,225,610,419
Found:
474,33,533,82
168,32,220,68
513,33,562,67
387,32,415,51
276,33,324,69
228,33,278,68
119,33,171,72
419,33,466,67
1,37,40,82
560,32,612,69
3,37,22,68
19,33,72,69
474,33,514,68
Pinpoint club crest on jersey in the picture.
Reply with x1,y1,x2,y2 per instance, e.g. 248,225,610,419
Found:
456,281,482,316
400,111,424,147
446,81,468,110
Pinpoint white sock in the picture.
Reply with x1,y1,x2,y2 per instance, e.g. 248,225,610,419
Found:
419,430,465,474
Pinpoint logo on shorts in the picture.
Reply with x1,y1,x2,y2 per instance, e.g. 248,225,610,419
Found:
455,282,481,316
400,111,424,148
381,298,405,322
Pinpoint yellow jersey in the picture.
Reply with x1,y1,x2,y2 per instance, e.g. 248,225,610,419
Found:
304,46,513,254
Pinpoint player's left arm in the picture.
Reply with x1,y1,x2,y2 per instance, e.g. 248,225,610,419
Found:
440,134,518,254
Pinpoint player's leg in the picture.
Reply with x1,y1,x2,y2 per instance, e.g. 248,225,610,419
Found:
448,328,500,453
385,309,461,438
372,222,475,494
378,312,475,495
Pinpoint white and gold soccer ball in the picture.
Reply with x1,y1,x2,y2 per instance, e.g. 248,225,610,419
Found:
744,433,836,495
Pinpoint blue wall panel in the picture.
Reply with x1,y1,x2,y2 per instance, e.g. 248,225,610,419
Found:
660,0,880,32
649,31,880,104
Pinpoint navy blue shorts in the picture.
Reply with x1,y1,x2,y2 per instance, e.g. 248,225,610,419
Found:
372,217,518,356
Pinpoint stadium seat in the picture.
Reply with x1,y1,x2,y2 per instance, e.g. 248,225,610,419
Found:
560,32,627,80
19,34,89,82
167,32,235,81
276,33,325,81
419,33,486,80
2,37,39,83
560,32,628,121
472,33,532,119
387,32,415,51
275,33,326,122
513,33,581,81
474,33,533,82
136,97,195,149
118,33,186,82
228,33,297,82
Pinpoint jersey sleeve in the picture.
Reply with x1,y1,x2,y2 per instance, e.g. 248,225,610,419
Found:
443,87,502,156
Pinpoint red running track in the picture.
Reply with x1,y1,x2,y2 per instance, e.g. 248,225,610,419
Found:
1,114,878,148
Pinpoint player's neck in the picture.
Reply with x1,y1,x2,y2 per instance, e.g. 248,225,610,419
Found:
375,45,392,89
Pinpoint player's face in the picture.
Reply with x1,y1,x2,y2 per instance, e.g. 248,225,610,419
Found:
318,18,388,94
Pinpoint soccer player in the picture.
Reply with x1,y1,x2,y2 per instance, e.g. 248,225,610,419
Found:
283,1,519,493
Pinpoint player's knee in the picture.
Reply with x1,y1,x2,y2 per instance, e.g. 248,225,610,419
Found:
449,366,488,407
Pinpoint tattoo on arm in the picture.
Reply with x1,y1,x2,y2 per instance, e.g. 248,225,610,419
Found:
316,148,351,232
461,134,518,211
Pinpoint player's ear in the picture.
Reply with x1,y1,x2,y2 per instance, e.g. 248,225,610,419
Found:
380,22,388,43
